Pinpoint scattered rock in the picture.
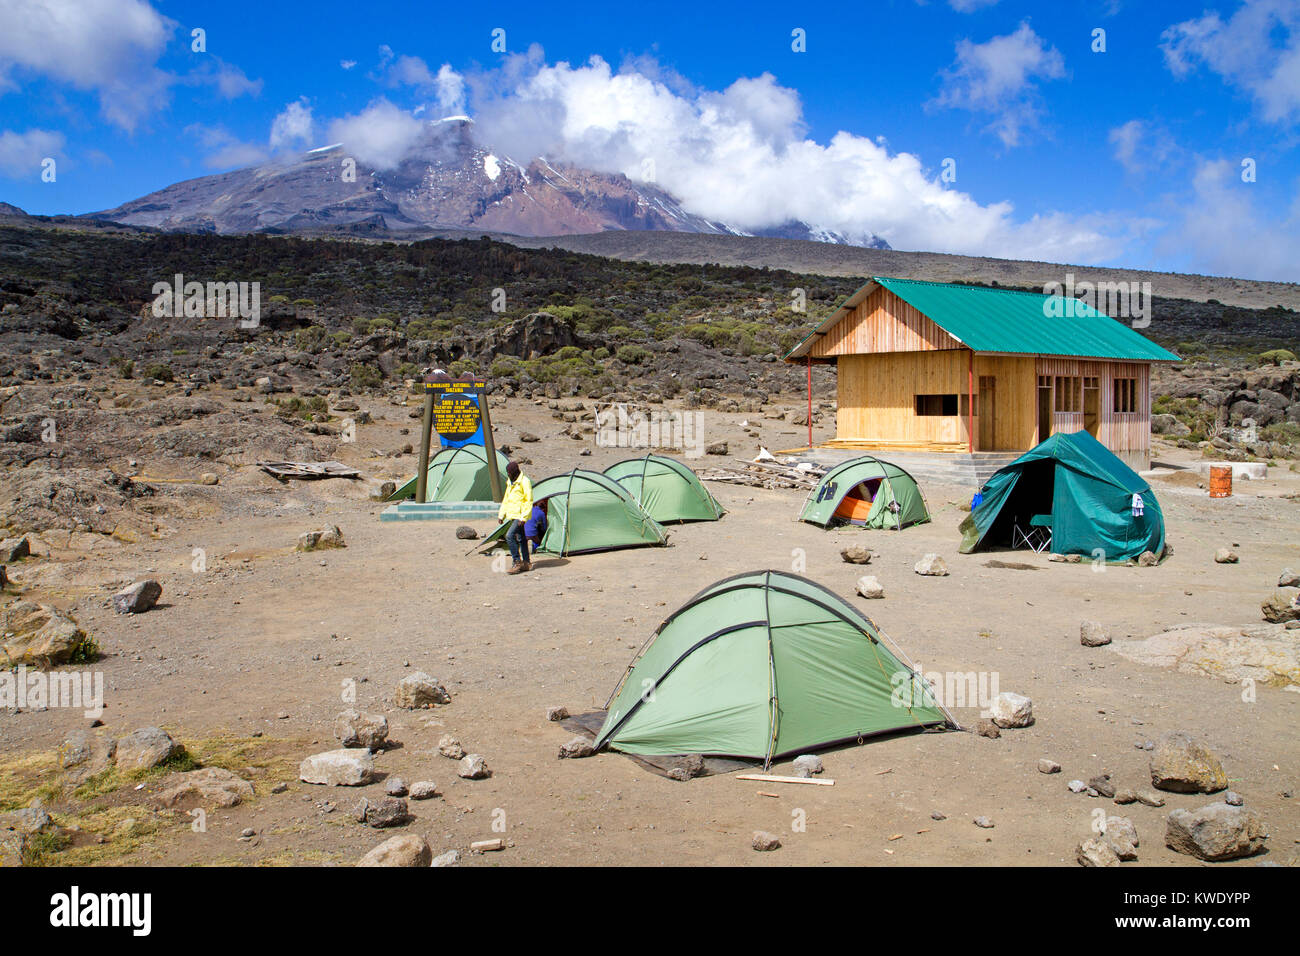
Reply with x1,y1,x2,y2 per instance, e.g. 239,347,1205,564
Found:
357,834,432,867
1165,803,1267,861
115,726,181,771
0,601,93,667
455,525,478,540
1113,789,1138,805
973,816,994,828
457,754,491,779
395,672,451,709
1149,732,1228,793
1261,587,1300,624
299,749,376,786
558,737,594,759
840,546,872,565
931,811,947,821
334,709,389,750
1089,774,1116,799
1068,780,1088,793
519,432,540,443
1138,550,1158,567
989,692,1034,728
752,830,782,851
1080,620,1111,647
430,849,461,867
356,796,409,828
1224,790,1244,806
1214,548,1239,564
1279,568,1300,588
545,706,569,722
438,735,465,759
1104,815,1139,860
199,473,219,486
58,730,116,781
1,536,31,562
297,525,346,552
975,719,1001,739
855,575,885,599
705,441,728,456
914,553,949,576
792,754,824,778
1077,838,1121,867
1136,790,1166,808
147,768,254,809
409,781,439,800
384,777,408,797
368,481,396,501
1038,758,1061,774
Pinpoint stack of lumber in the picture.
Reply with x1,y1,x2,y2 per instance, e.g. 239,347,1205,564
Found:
697,456,826,490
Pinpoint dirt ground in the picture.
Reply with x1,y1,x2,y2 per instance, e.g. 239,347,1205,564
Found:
3,384,1299,867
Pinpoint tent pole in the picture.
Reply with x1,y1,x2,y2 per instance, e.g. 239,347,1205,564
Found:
806,357,813,449
967,350,974,454
415,386,435,504
478,383,504,503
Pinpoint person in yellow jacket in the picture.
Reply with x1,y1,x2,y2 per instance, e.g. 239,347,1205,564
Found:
499,461,534,573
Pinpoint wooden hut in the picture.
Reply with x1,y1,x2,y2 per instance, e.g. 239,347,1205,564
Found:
785,277,1180,472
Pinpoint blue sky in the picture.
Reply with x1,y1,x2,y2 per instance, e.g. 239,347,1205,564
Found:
1,0,1297,280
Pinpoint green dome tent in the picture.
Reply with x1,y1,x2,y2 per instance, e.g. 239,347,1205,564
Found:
481,469,668,556
594,570,954,768
958,430,1165,561
603,454,725,523
387,444,508,502
799,456,930,530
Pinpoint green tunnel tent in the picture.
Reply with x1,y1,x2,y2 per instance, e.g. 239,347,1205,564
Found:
481,469,669,556
958,430,1165,561
594,570,955,768
799,456,930,530
387,443,508,502
603,454,725,523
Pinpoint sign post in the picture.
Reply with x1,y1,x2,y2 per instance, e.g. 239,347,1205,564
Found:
414,378,503,504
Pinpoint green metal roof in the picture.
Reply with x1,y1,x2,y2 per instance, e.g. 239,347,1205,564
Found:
785,276,1181,363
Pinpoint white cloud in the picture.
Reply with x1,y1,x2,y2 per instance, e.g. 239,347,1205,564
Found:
383,53,466,115
929,21,1066,147
1108,119,1176,175
185,124,267,169
1162,0,1300,125
270,98,314,151
0,127,65,177
341,60,357,71
467,54,1116,261
948,0,999,11
0,0,174,130
1159,158,1300,280
326,98,427,170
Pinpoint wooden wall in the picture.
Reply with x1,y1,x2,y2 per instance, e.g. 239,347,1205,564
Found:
811,286,958,358
1035,357,1151,469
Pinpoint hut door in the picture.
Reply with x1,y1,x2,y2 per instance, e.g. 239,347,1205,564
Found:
1037,376,1052,443
978,376,996,449
1083,376,1100,437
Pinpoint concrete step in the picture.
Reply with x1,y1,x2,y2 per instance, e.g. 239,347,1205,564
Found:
381,501,500,522
796,449,1020,488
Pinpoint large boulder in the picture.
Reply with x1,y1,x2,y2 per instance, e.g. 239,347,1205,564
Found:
395,672,451,709
115,727,182,772
1165,803,1267,861
0,601,93,667
1149,732,1227,793
334,709,389,750
299,749,376,786
357,834,432,867
1261,587,1300,624
147,768,254,809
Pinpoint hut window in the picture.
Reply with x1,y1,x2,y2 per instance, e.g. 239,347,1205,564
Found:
1113,377,1137,413
915,394,958,416
1053,376,1082,412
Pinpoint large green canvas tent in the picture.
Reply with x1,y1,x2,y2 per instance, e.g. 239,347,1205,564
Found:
481,469,668,556
387,444,508,502
604,454,725,523
958,430,1164,561
594,570,954,768
799,456,930,530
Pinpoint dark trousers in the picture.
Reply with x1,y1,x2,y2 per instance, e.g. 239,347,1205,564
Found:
505,520,529,562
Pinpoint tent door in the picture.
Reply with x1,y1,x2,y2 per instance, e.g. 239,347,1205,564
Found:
1037,377,1052,443
1083,377,1100,437
978,376,996,450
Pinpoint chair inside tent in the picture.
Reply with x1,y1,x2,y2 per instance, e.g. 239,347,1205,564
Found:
799,456,930,530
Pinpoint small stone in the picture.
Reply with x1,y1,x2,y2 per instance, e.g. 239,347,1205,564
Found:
840,546,872,565
792,754,824,778
931,811,947,821
855,575,885,599
271,782,288,794
112,580,162,614
1138,550,1158,566
299,749,376,787
357,796,408,828
297,525,346,551
546,706,569,722
1165,803,1267,861
395,672,451,709
438,735,465,759
973,816,994,828
705,441,728,456
989,691,1034,728
384,777,409,797
752,830,782,851
334,709,389,750
1080,620,1111,647
1077,838,1121,867
1224,790,1243,806
913,553,949,576
1104,815,1139,860
1068,779,1088,793
558,737,594,759
1149,732,1228,793
457,754,490,779
357,834,432,867
1214,548,1239,564
1135,790,1166,808
430,849,461,867
455,525,478,540
1279,568,1300,588
409,781,439,800
975,719,1000,739
0,536,31,562
368,481,397,501
1038,758,1061,774
519,432,540,443
115,726,180,771
199,473,219,486
1113,789,1138,805
1089,774,1116,798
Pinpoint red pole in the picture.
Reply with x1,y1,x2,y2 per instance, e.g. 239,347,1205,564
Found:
967,350,974,453
806,357,813,449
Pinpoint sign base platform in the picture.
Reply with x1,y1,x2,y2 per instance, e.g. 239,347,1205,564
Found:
380,501,500,522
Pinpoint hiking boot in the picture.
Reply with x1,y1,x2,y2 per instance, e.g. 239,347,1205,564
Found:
519,560,532,572
507,560,523,575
